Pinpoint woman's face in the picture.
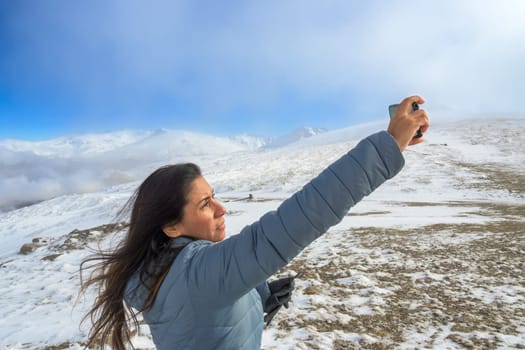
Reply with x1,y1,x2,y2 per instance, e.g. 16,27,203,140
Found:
165,176,227,242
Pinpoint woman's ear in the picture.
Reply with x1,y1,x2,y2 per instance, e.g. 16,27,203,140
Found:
162,223,181,238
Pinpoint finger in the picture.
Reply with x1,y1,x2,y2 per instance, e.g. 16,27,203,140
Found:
413,111,430,134
409,138,425,146
407,95,425,106
277,294,292,304
271,278,293,290
274,289,292,297
264,306,281,325
264,295,281,312
419,114,430,133
267,304,281,314
399,95,425,114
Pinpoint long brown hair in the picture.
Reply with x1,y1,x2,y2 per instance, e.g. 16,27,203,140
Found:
79,163,201,350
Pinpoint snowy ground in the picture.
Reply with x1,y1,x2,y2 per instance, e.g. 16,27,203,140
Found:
0,118,524,349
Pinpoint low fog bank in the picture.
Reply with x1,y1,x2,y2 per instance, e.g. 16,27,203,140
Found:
0,126,332,212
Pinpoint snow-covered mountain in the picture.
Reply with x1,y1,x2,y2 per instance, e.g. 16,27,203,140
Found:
263,126,328,148
230,126,330,150
0,126,327,162
0,126,335,213
0,130,153,157
0,118,524,349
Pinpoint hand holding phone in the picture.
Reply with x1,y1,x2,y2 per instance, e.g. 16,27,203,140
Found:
386,95,429,152
388,102,423,138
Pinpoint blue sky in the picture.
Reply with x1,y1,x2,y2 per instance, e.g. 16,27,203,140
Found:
1,0,524,140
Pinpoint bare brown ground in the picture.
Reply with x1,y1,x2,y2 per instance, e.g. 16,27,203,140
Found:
273,200,524,349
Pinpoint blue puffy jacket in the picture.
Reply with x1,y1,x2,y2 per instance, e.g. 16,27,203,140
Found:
125,131,405,349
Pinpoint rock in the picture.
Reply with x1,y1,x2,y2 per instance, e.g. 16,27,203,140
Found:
19,236,52,255
20,243,37,255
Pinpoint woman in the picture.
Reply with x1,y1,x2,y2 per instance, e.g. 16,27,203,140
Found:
80,96,429,349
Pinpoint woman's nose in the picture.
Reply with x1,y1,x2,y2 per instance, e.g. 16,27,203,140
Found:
214,200,226,217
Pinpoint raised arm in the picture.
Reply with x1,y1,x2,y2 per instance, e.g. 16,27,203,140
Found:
188,130,405,303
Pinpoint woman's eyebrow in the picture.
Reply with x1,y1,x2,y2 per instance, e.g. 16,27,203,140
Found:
197,190,215,205
198,196,211,204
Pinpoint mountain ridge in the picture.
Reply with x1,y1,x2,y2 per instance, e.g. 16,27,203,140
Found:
0,117,524,349
1,118,524,214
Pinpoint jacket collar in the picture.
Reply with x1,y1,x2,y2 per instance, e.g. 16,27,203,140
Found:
170,236,196,248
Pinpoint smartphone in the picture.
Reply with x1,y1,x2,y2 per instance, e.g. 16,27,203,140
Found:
388,102,423,138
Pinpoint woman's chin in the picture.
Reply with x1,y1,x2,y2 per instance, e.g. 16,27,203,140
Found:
215,229,226,242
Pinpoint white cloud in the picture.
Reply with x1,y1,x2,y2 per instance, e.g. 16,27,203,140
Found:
0,129,257,211
5,0,524,119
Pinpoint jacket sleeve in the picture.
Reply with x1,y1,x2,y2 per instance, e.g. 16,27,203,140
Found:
186,131,405,303
255,282,271,306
